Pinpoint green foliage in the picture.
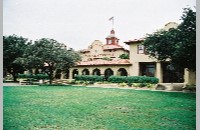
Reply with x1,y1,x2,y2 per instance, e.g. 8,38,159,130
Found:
183,85,196,92
108,76,127,83
143,8,196,70
146,83,155,88
118,53,129,59
132,83,140,87
3,34,30,81
75,75,104,82
15,38,81,84
18,74,49,80
118,82,127,87
108,76,159,84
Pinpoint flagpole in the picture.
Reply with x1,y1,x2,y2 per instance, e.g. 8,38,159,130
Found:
109,16,114,29
112,17,114,29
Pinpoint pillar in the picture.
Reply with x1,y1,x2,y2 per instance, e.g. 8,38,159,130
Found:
156,62,163,83
184,68,196,85
69,68,73,79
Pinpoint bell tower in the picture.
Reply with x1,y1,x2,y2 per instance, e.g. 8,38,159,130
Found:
106,28,119,45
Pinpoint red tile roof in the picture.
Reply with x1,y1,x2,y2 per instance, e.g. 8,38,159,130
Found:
103,44,128,51
124,38,145,45
76,59,131,66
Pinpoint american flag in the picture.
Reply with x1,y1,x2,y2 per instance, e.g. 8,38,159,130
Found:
109,16,114,21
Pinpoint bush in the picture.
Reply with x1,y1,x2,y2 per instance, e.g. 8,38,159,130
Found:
34,74,49,80
18,74,49,80
139,83,147,88
118,82,127,87
108,76,159,84
183,85,196,92
132,83,140,87
146,83,155,88
108,76,127,83
75,75,104,82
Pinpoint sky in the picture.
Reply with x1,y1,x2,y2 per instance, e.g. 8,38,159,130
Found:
3,0,196,51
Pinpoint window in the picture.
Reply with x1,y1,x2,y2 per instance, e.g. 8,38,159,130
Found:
108,40,112,44
141,64,155,77
137,45,145,54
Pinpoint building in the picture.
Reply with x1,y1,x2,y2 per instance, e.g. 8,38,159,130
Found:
65,22,195,85
124,38,184,83
79,29,129,61
66,28,131,79
32,22,195,85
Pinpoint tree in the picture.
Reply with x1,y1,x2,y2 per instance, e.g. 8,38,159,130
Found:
143,8,196,71
119,53,129,59
3,34,30,81
15,38,81,84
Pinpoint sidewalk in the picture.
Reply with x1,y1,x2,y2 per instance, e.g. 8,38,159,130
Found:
3,82,38,86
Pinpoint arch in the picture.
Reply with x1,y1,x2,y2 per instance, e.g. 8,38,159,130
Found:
118,68,128,76
104,68,114,80
35,69,39,74
55,69,62,79
64,69,70,79
72,69,79,79
82,69,90,75
93,68,101,76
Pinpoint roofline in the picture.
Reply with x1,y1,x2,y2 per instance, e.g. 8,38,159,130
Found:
124,39,145,45
74,64,132,67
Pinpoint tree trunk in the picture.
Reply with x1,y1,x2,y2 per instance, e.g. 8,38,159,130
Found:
11,73,17,82
48,66,53,84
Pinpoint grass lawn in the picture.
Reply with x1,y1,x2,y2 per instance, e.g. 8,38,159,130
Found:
3,86,196,130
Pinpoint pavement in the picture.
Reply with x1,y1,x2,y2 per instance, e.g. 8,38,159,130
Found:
3,82,38,86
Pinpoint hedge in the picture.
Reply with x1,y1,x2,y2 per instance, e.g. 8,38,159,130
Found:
18,74,49,80
108,76,159,84
74,75,104,82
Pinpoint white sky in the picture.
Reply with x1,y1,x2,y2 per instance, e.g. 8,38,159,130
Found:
3,0,196,50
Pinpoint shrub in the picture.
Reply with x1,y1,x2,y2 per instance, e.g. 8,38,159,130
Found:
183,85,196,92
108,76,159,84
118,82,127,87
108,76,127,83
34,74,49,80
139,83,147,88
18,74,49,80
146,83,155,88
132,83,140,87
75,75,104,82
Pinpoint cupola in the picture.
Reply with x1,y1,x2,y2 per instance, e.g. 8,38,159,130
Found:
106,28,119,45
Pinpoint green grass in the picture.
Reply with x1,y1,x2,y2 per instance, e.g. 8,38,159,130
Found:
3,86,196,130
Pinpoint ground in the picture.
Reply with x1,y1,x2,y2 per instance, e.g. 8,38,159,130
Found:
3,85,196,130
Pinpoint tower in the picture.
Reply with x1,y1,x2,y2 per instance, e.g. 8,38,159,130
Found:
105,28,119,45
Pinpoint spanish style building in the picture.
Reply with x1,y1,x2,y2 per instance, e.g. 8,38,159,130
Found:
67,28,131,80
32,22,195,85
64,22,195,85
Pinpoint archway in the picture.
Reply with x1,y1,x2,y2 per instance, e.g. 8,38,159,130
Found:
55,69,62,79
82,69,90,75
72,69,79,79
93,68,101,76
104,68,113,80
118,68,128,76
64,69,70,79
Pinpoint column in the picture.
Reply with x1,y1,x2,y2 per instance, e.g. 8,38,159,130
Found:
69,68,73,79
156,62,163,83
184,68,196,85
